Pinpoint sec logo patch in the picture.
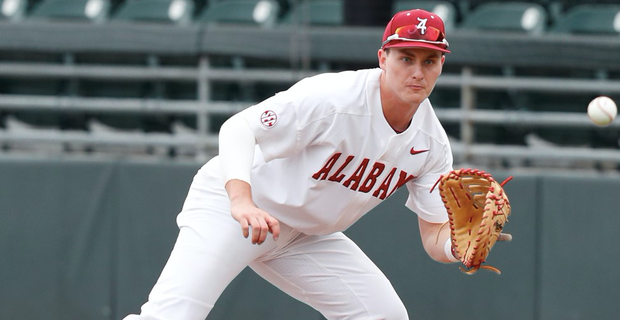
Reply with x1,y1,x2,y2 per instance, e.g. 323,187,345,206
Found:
260,110,278,128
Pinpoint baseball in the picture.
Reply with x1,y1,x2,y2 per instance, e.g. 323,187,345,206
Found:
587,96,617,127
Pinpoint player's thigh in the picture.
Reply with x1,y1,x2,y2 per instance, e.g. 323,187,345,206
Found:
149,222,250,303
250,232,408,320
141,183,279,318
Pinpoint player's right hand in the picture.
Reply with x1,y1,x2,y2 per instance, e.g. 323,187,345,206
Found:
225,179,280,245
230,200,280,245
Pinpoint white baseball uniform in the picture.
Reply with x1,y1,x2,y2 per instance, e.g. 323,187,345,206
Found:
124,68,453,320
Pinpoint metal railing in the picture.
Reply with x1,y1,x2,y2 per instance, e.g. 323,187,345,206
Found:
0,59,619,168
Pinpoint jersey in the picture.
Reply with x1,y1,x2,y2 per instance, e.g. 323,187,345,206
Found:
209,68,453,235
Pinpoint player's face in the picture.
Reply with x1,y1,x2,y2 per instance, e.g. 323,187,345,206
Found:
378,47,444,107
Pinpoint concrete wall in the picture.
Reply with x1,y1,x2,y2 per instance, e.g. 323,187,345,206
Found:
1,157,618,320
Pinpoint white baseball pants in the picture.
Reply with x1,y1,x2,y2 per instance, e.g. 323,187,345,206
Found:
123,165,409,320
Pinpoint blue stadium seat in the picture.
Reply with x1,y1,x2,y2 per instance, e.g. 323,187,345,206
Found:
460,2,548,35
0,0,27,20
29,0,110,22
198,0,281,27
392,1,457,31
112,0,194,24
552,4,620,35
0,0,29,21
281,0,343,26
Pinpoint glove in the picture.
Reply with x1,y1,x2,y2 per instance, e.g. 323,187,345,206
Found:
432,169,512,275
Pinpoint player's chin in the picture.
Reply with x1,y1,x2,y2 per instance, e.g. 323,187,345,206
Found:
402,92,428,106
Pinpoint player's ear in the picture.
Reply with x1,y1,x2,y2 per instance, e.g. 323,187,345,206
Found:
439,54,446,75
378,49,387,69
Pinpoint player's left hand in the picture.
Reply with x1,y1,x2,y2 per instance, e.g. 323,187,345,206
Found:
433,168,513,274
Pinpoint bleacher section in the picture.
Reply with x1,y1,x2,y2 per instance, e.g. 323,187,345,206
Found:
0,0,619,170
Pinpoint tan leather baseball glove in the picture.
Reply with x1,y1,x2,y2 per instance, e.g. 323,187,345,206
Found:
432,169,512,275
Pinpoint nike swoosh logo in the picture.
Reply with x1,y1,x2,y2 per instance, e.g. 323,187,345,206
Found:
410,147,429,155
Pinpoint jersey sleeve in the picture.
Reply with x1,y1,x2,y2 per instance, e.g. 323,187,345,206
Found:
237,76,342,163
405,142,453,223
218,113,256,185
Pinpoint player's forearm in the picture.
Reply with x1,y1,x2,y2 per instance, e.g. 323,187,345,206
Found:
225,179,254,205
418,218,457,264
426,228,453,264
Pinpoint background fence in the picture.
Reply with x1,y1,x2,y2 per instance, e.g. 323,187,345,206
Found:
1,157,619,320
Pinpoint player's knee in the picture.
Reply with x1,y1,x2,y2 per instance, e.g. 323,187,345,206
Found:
385,300,409,320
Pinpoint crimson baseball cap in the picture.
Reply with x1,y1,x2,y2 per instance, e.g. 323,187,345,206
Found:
381,9,450,53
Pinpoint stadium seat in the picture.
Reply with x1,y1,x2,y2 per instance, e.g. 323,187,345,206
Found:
391,1,457,31
552,4,620,35
0,0,27,20
460,2,548,34
28,0,110,22
112,0,194,24
198,0,281,27
3,114,67,154
281,0,343,26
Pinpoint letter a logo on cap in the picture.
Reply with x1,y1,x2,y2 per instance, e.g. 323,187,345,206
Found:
416,17,428,34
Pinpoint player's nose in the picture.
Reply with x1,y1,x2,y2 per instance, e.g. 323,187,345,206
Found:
409,63,424,80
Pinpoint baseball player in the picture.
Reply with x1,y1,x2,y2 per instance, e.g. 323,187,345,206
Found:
125,9,459,320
